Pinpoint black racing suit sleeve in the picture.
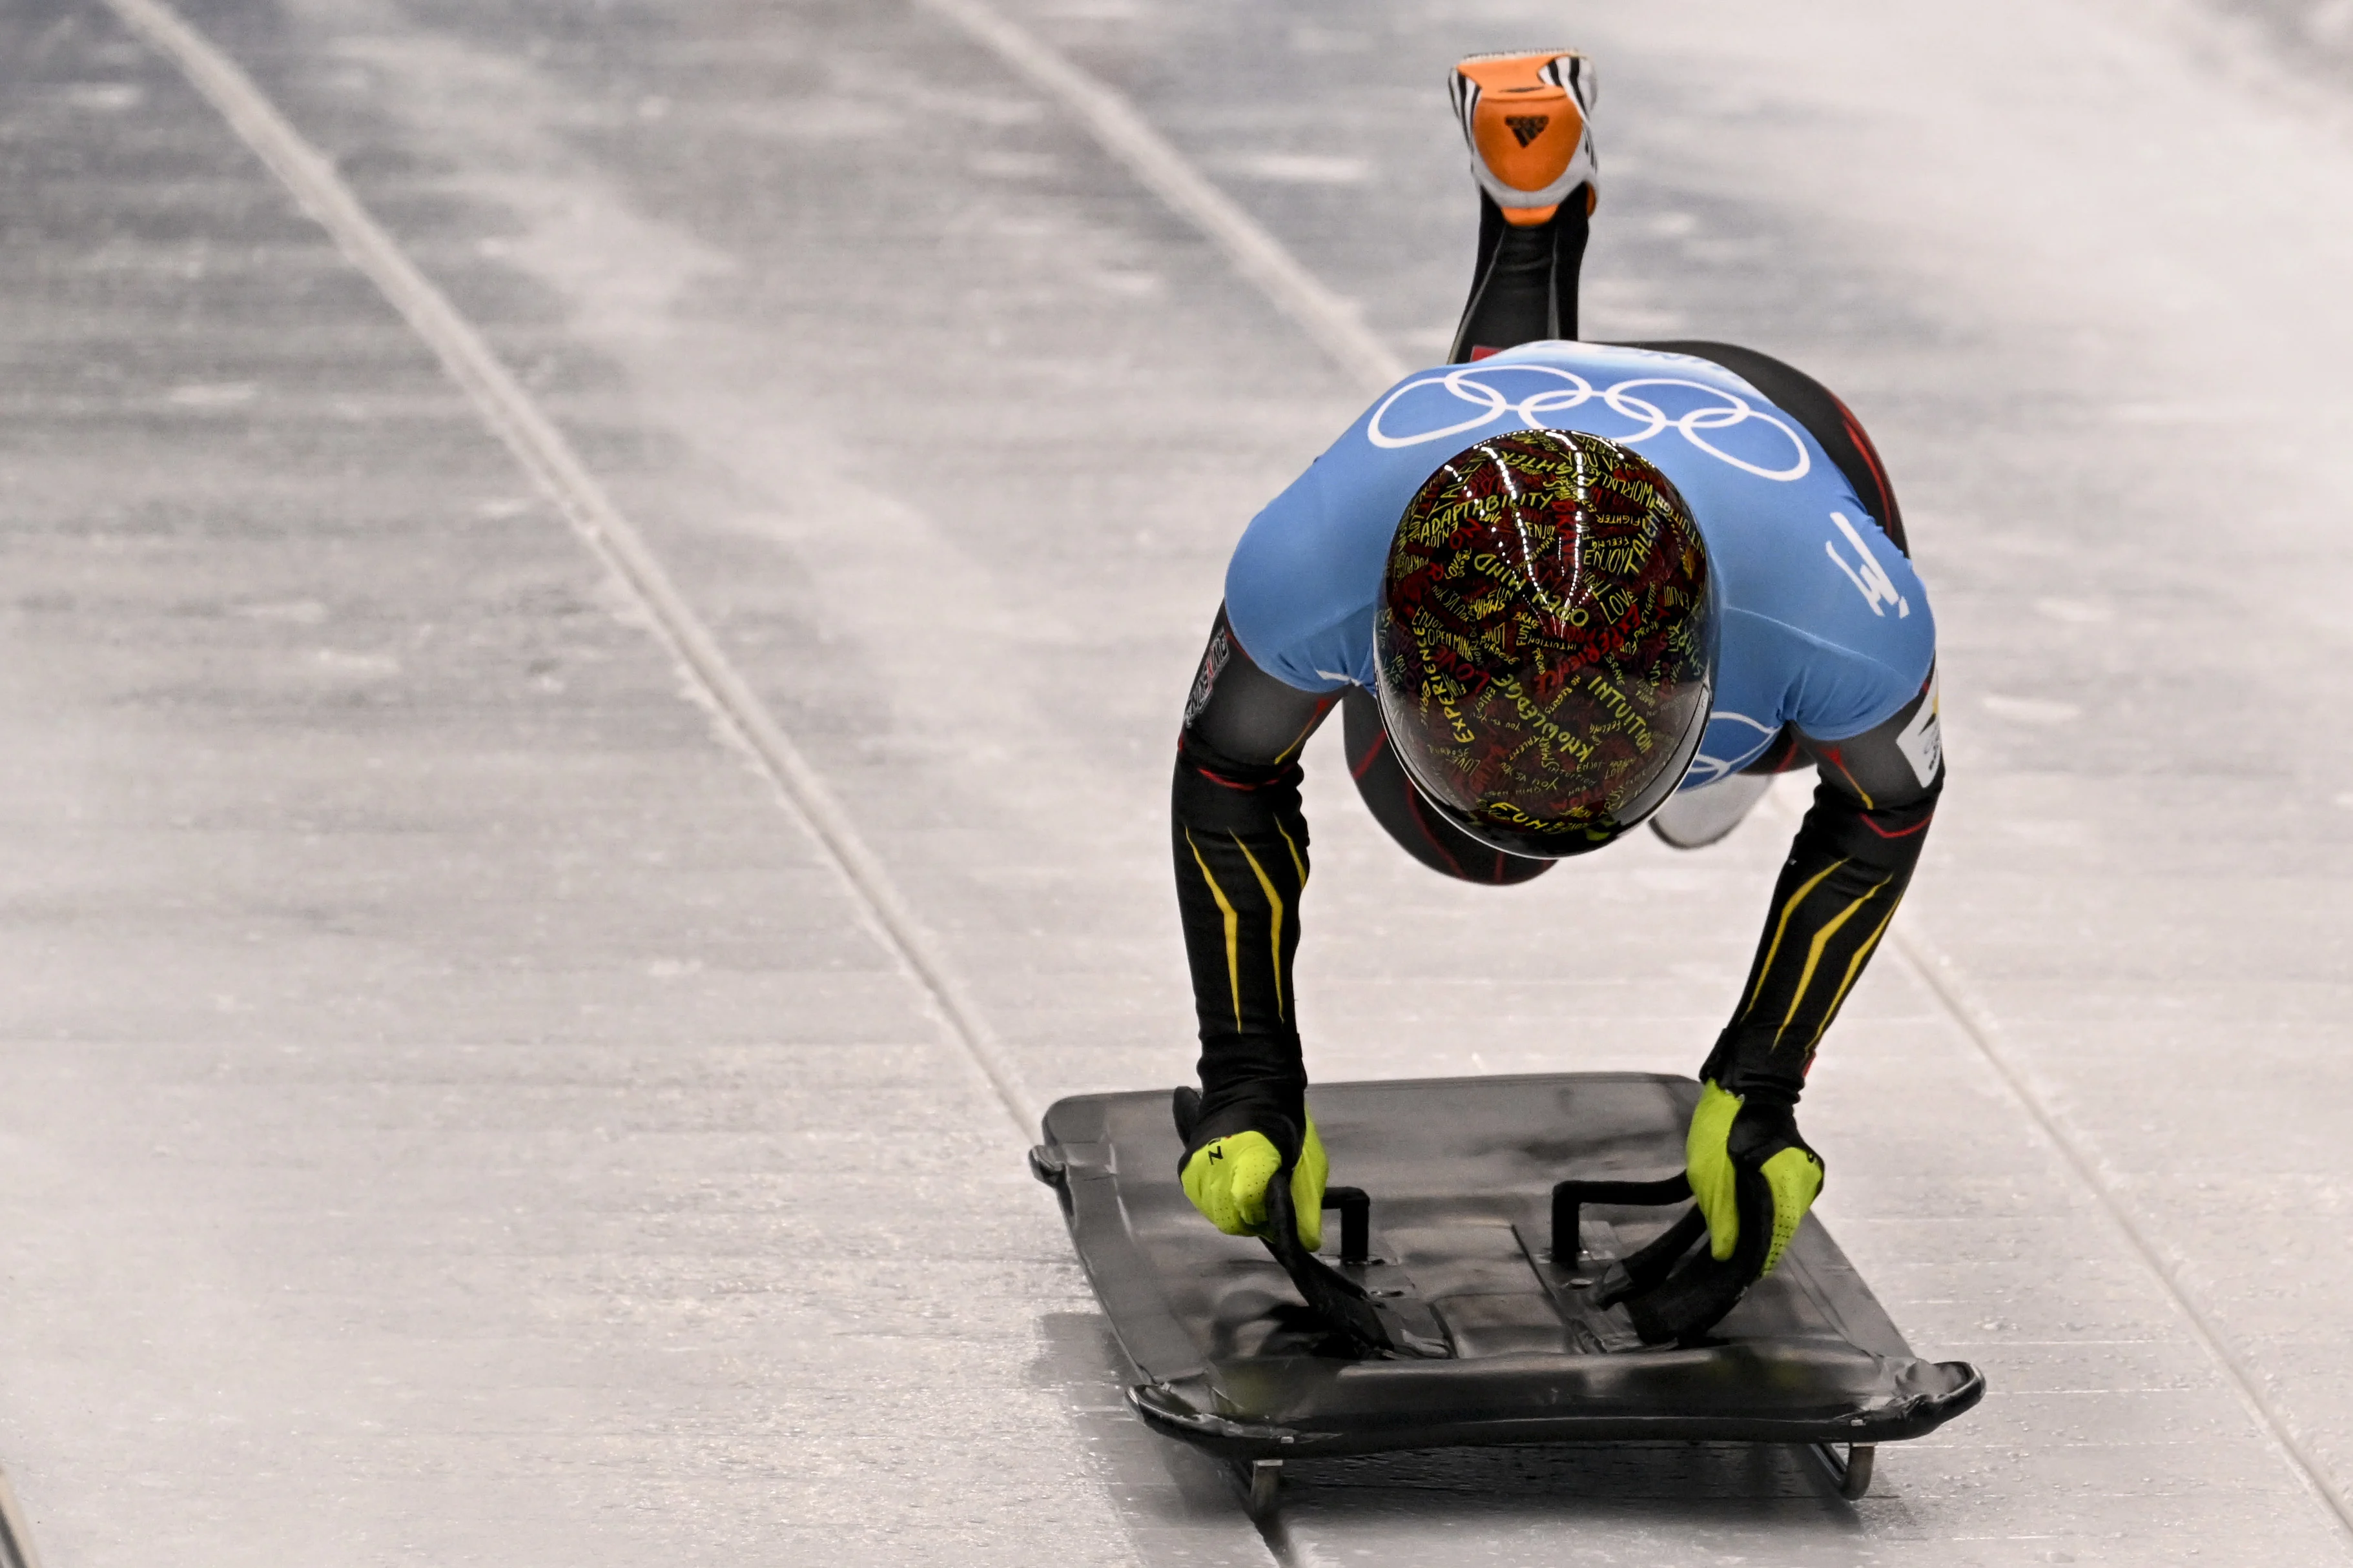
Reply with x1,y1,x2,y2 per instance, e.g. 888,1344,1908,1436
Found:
1699,673,1944,1110
1171,607,1338,1152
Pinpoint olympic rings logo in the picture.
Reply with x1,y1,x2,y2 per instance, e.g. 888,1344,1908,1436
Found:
1364,364,1812,482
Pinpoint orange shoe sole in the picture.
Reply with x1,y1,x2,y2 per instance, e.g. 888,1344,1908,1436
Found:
1451,50,1598,226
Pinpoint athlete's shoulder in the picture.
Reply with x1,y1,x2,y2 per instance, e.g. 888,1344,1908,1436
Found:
1461,341,1938,739
1222,444,1397,693
1465,342,1935,737
1226,358,1548,693
1719,511,1936,741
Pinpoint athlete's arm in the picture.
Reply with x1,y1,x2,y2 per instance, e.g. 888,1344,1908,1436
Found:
1171,607,1337,1149
1700,673,1944,1107
1681,673,1940,1276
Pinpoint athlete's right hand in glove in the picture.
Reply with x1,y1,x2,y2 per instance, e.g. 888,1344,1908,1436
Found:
1685,1080,1824,1279
1174,1088,1328,1250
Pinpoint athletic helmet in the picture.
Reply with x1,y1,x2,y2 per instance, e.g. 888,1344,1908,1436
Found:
1373,429,1718,858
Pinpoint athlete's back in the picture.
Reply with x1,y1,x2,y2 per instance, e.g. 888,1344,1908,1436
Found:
1224,341,1935,784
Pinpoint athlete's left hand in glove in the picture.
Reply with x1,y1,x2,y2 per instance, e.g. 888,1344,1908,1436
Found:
1685,1080,1825,1279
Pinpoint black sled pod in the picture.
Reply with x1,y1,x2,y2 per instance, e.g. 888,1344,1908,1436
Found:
1030,1072,1982,1516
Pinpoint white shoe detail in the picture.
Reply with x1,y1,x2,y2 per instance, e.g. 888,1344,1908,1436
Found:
1449,51,1599,213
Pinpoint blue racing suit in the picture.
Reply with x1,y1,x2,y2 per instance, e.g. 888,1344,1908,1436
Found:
1170,338,1945,1161
1224,342,1936,789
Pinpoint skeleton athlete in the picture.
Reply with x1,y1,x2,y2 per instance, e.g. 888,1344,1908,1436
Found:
1171,50,1942,1298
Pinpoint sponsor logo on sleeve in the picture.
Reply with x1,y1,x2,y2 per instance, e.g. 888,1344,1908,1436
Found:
1826,511,1910,618
1184,626,1232,726
1896,671,1942,787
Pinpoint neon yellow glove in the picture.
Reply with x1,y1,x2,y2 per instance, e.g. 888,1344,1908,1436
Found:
1685,1080,1825,1278
1182,1112,1327,1252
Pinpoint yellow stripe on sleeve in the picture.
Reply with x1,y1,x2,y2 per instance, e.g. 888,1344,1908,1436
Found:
1275,819,1308,885
1742,859,1847,1017
1776,879,1887,1041
1184,829,1244,1029
1807,903,1900,1048
1232,835,1288,1021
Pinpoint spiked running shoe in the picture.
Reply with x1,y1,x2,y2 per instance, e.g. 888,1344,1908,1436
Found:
1449,50,1598,227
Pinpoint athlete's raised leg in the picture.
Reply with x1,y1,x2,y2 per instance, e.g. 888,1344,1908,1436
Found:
1446,50,1599,361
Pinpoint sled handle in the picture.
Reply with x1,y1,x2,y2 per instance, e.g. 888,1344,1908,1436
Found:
1550,1173,1692,1263
1324,1185,1371,1266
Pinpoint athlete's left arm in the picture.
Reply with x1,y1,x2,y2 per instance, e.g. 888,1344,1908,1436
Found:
1681,673,1941,1277
1700,672,1944,1109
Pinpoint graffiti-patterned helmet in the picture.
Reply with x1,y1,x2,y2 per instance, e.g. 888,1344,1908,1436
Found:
1374,429,1717,859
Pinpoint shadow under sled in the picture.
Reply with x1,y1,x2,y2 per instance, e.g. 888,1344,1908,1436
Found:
1028,1072,1982,1510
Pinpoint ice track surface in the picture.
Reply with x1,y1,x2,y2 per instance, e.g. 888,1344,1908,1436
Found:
0,1,2349,1563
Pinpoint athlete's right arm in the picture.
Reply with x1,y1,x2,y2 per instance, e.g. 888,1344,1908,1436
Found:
1171,606,1339,1242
